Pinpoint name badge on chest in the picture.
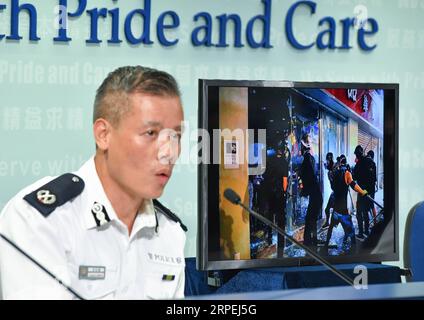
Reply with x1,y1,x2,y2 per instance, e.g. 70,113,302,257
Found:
79,266,106,280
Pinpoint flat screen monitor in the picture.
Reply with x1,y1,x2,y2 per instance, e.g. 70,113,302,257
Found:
198,80,399,270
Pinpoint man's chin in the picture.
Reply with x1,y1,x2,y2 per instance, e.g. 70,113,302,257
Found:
146,187,165,200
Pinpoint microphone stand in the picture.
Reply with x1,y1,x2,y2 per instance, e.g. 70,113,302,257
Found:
0,232,86,300
227,195,355,287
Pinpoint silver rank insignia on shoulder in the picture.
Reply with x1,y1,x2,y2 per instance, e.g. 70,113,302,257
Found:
91,202,111,227
24,173,85,218
36,190,57,205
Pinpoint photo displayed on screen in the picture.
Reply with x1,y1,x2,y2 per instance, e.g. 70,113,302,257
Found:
215,86,391,262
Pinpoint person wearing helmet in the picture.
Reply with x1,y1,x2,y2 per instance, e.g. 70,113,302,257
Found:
322,152,335,229
353,145,377,239
366,150,378,220
298,133,323,249
259,133,289,257
324,155,368,252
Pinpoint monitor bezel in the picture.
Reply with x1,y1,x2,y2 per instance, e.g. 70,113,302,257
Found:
198,79,399,271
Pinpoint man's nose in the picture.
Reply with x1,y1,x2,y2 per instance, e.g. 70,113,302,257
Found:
158,134,179,165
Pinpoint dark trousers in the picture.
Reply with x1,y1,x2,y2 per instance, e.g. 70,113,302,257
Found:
357,196,371,236
325,211,356,248
259,187,286,249
304,191,323,247
324,192,335,225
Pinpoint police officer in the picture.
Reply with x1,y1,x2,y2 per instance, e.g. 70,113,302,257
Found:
298,134,323,248
324,155,368,252
353,145,376,239
0,66,187,300
322,152,335,229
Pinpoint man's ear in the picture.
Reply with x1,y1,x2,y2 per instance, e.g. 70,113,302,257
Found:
93,118,112,150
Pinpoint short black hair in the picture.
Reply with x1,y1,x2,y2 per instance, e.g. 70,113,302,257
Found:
93,66,181,126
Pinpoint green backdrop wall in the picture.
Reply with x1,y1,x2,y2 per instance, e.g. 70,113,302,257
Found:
1,0,423,267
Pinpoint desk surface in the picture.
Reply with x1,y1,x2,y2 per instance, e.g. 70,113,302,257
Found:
191,282,424,300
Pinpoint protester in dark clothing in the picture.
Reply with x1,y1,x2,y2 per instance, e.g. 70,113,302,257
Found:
325,155,368,252
366,150,378,220
322,152,335,229
298,134,323,248
353,145,377,238
258,138,289,255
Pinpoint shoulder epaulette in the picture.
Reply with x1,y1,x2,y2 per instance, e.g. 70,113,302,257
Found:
153,199,188,232
23,173,85,217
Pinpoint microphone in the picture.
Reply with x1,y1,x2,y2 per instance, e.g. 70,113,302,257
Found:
224,188,355,287
0,232,86,300
224,188,241,205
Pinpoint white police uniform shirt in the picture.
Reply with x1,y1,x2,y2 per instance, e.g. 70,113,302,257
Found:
0,157,186,300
